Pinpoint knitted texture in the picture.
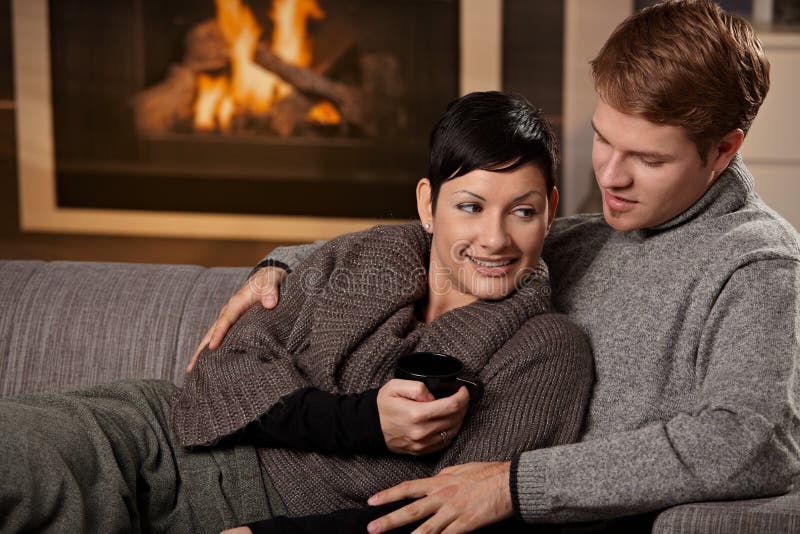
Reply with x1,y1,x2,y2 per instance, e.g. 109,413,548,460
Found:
513,154,800,522
171,223,593,515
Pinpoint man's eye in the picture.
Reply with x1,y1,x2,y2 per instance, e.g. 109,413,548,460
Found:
642,159,664,168
457,203,481,214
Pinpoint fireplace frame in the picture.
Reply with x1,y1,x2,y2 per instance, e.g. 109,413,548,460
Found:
13,0,507,241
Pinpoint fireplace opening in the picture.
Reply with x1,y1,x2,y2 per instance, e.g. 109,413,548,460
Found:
50,0,459,219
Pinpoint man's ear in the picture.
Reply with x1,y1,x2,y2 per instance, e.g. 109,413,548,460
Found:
416,178,434,231
547,187,559,232
709,128,745,174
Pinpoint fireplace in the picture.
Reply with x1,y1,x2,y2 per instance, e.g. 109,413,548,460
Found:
48,0,459,220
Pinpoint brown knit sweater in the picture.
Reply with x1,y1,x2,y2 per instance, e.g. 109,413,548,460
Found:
171,223,593,516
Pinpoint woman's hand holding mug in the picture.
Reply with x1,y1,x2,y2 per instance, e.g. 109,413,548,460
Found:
377,379,470,455
377,352,481,455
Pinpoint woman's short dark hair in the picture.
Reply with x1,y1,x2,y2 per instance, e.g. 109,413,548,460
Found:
427,91,559,212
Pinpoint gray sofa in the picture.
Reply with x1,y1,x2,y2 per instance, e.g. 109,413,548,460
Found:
1,259,798,533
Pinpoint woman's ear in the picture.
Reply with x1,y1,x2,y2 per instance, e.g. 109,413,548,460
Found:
547,187,559,232
416,178,434,232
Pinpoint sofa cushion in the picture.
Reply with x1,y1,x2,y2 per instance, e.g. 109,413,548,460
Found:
0,260,46,393
652,490,800,533
1,260,211,397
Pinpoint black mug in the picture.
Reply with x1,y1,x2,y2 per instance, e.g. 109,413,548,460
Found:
395,352,483,401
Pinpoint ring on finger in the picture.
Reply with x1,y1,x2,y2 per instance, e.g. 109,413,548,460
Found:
439,430,448,445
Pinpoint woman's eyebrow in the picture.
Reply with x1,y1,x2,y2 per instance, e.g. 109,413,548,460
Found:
454,190,486,201
512,190,542,202
453,190,542,202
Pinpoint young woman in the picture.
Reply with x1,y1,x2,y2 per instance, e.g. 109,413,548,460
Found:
0,92,592,534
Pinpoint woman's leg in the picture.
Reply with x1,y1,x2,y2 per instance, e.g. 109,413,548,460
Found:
0,379,277,533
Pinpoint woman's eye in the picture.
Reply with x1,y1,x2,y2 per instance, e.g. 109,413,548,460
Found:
457,203,481,214
513,207,536,218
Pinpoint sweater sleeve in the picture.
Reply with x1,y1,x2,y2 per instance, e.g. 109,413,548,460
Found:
241,387,388,456
258,241,327,273
513,259,800,523
434,313,594,472
171,239,341,447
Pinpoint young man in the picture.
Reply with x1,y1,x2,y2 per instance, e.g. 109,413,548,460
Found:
193,1,800,531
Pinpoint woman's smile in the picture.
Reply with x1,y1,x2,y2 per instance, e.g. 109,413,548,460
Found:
465,255,518,277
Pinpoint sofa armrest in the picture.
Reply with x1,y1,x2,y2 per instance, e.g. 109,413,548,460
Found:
653,489,800,533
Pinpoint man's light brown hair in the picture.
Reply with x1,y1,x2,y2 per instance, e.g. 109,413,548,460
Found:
591,0,770,162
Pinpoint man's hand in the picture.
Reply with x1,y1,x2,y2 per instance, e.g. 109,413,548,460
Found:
366,461,514,534
377,380,470,455
187,266,288,373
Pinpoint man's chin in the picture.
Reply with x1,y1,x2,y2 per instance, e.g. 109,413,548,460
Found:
603,205,643,232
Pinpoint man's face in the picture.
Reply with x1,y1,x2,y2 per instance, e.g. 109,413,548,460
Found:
591,98,719,232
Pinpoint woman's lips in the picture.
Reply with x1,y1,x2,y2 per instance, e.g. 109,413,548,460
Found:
466,255,517,277
603,190,637,212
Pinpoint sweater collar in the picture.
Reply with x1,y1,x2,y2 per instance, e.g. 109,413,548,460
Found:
416,260,551,374
634,153,754,237
310,222,553,376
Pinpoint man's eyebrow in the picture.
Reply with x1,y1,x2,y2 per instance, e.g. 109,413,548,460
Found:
590,120,604,138
591,120,675,161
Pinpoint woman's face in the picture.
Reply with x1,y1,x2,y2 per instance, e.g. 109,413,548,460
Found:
417,162,557,308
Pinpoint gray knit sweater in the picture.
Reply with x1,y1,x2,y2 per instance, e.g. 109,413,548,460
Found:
515,154,800,521
171,223,593,516
265,155,800,522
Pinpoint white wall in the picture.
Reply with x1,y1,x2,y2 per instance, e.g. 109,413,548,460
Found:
561,0,630,216
739,32,800,230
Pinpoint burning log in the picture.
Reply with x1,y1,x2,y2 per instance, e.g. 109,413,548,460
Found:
258,34,355,136
183,19,230,72
132,19,229,134
254,44,361,133
131,65,196,134
255,43,365,129
257,47,405,137
267,94,316,137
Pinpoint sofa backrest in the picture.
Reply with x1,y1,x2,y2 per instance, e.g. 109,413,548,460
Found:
0,260,248,397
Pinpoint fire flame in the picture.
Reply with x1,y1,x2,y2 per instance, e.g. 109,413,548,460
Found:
193,0,334,132
307,101,341,125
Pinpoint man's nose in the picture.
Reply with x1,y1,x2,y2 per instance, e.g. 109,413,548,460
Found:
596,152,632,189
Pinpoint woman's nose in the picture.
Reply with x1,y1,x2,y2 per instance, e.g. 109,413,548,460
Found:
478,217,510,251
